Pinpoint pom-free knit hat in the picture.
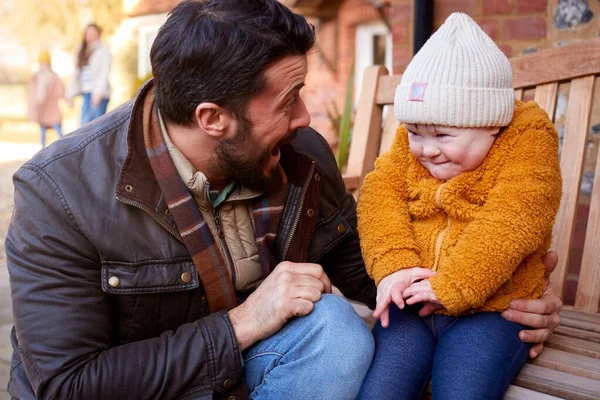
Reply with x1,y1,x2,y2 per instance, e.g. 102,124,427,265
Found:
394,12,514,128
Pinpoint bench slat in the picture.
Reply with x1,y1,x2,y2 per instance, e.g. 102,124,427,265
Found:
515,88,524,101
378,107,398,155
423,383,564,400
532,347,600,380
551,75,596,298
514,363,600,399
342,175,360,191
375,75,401,105
561,308,600,324
533,82,559,122
345,65,388,190
575,131,600,313
505,385,564,400
560,315,600,334
555,325,600,343
511,39,600,88
546,334,600,359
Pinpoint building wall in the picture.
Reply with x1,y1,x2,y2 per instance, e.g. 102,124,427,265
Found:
390,0,600,68
304,0,388,146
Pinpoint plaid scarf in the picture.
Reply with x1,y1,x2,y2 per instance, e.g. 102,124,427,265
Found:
143,94,288,313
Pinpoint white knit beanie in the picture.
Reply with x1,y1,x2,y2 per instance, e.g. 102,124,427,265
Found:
394,12,514,128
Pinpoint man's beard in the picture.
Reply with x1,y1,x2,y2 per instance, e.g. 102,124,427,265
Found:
211,117,296,192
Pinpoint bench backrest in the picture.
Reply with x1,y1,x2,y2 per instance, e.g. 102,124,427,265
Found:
344,39,600,313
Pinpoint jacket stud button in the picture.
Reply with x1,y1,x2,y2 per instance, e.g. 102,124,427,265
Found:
337,224,346,234
125,184,133,192
165,209,172,216
180,272,192,283
108,276,120,288
228,397,236,400
314,173,321,182
307,209,315,217
223,378,233,389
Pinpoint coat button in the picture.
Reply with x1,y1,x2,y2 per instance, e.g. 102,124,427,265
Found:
228,397,236,400
314,173,321,182
108,276,120,288
165,208,172,216
223,378,233,389
125,184,133,192
181,272,192,283
307,209,315,217
337,224,346,234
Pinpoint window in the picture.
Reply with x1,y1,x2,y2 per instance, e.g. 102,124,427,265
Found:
354,21,392,104
136,14,168,78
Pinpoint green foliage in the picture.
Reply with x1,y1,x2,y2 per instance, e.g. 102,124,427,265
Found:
333,63,355,172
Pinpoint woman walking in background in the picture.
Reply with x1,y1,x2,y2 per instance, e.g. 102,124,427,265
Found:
67,23,112,126
28,50,65,148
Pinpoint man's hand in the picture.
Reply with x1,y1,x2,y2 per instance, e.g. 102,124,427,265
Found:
374,268,435,328
91,94,102,107
502,251,563,358
228,261,331,351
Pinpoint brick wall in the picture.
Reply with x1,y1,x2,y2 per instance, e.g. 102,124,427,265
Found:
390,0,550,72
303,0,389,146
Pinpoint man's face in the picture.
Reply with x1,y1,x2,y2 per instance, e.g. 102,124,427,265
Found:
211,55,311,191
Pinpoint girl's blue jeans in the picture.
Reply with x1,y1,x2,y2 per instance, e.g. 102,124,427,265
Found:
40,124,63,148
358,304,530,400
81,93,109,126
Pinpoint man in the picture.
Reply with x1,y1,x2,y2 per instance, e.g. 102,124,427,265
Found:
6,1,562,399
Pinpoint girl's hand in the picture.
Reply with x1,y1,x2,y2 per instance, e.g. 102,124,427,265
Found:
403,279,442,308
418,301,444,317
374,268,436,328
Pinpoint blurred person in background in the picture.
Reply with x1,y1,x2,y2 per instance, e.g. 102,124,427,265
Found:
27,49,65,148
66,23,112,125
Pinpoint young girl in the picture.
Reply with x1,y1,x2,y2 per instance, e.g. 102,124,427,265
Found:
357,13,562,399
28,50,65,148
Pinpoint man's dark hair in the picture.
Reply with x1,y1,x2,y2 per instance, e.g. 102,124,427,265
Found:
150,0,315,125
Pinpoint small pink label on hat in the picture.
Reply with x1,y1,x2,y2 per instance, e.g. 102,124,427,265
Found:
409,83,427,102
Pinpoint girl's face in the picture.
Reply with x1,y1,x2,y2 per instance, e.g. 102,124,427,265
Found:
405,123,500,181
84,26,100,45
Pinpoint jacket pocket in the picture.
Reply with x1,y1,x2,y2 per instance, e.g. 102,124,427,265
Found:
307,212,352,262
100,258,208,344
101,257,199,294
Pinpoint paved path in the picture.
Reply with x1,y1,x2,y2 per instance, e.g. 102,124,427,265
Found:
0,159,32,399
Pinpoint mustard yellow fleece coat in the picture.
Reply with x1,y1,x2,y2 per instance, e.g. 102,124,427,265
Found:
357,101,562,315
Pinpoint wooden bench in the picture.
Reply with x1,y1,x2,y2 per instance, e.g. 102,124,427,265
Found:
342,39,600,399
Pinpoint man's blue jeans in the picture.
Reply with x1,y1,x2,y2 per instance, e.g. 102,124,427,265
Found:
81,93,109,126
244,294,375,399
358,304,530,400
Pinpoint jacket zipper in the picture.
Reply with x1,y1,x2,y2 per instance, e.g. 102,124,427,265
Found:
213,208,237,285
282,162,315,260
432,218,450,271
432,184,448,272
116,196,184,243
